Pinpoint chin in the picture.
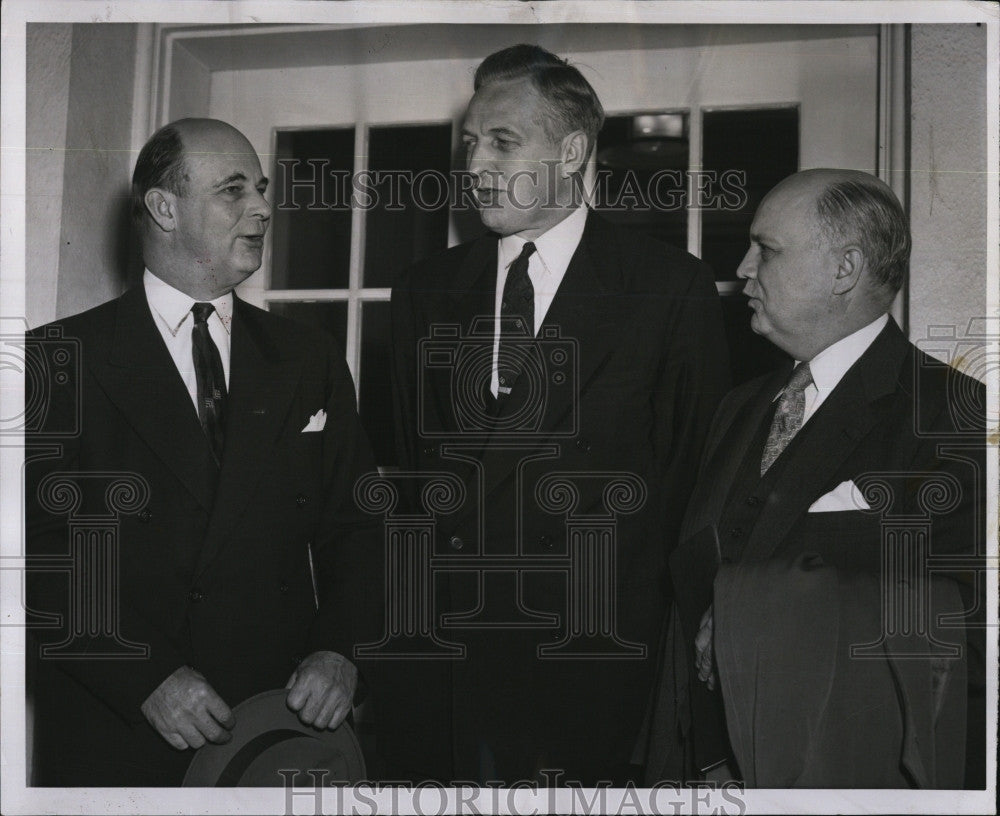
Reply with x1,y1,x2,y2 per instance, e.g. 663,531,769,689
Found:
478,208,515,235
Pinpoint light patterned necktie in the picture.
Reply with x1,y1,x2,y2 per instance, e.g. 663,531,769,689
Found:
760,362,813,474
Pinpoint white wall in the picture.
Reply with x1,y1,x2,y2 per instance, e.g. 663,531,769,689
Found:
908,24,990,358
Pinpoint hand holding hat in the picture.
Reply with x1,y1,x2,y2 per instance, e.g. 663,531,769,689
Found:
285,650,358,731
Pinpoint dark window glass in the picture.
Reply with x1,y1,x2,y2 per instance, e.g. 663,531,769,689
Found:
593,112,689,250
703,107,799,384
365,123,452,288
272,128,355,290
701,108,799,280
268,301,349,352
359,301,396,466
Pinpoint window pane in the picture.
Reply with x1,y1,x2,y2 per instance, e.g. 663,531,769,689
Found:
593,112,689,250
272,128,355,290
364,123,452,288
267,301,349,351
702,108,799,385
359,301,396,466
701,108,799,280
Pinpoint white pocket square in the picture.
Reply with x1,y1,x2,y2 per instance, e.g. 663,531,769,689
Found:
301,409,327,433
808,479,871,513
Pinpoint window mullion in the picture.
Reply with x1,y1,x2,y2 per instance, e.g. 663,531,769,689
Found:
345,124,370,397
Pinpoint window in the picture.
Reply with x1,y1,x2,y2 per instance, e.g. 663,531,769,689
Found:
268,122,453,465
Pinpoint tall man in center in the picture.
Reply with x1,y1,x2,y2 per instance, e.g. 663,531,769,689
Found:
389,45,730,784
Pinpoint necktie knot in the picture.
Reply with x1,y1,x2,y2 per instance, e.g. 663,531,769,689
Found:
760,363,813,475
192,302,215,325
786,362,813,394
515,242,537,265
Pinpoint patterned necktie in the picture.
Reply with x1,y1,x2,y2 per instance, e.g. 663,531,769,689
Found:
191,302,228,464
497,241,536,397
760,362,813,474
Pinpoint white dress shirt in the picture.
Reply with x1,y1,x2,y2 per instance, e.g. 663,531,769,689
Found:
144,269,233,414
490,205,588,397
782,313,889,427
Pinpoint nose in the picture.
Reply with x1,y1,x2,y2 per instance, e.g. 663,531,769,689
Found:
249,187,272,224
736,246,756,280
466,140,493,179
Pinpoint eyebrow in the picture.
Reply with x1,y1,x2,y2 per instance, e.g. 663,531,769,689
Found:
461,125,522,140
214,173,269,189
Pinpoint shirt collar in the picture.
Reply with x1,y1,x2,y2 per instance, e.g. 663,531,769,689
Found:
775,313,889,401
499,204,589,278
143,269,234,336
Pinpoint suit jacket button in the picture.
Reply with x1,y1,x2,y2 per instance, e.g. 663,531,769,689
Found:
421,445,438,457
745,496,761,507
730,527,744,539
279,582,289,593
539,534,553,549
575,438,591,452
449,535,464,551
296,494,308,507
138,509,152,522
189,588,204,602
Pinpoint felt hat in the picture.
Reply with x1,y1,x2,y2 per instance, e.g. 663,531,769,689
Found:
182,689,366,787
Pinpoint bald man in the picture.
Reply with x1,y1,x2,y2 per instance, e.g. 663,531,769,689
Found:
25,119,380,785
640,170,985,787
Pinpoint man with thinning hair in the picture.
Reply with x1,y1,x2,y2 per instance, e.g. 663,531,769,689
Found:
390,44,730,784
641,169,985,788
26,118,380,786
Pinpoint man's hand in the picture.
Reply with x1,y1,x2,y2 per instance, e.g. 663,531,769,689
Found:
695,605,718,690
285,650,358,730
140,666,234,751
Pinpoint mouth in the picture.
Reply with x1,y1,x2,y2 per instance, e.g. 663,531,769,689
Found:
240,235,264,247
474,188,504,205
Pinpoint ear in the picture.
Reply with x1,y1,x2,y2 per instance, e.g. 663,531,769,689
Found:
831,245,865,295
144,188,176,233
559,130,588,177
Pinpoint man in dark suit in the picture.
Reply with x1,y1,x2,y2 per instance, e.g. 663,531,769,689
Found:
25,118,380,786
641,169,985,787
388,45,730,785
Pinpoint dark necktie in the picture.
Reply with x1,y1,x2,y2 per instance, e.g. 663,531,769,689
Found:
497,241,536,397
760,362,813,474
191,302,228,464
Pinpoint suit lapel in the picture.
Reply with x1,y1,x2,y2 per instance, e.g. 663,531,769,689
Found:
742,321,910,561
194,296,303,578
689,366,791,538
95,286,217,511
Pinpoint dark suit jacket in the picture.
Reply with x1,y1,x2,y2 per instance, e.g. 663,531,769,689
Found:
25,286,380,786
387,212,730,783
641,318,985,788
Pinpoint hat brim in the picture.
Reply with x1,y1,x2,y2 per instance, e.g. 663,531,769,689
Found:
182,689,366,787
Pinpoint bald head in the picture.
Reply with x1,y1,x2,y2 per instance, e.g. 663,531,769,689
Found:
767,168,910,298
133,118,271,300
131,118,258,230
738,169,908,360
